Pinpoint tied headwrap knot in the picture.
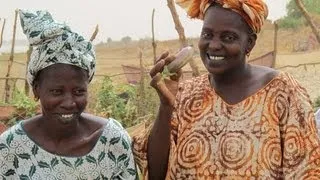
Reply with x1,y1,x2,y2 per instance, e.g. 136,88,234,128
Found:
19,10,96,86
175,0,268,33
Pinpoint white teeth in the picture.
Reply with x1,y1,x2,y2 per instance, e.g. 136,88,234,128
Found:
61,114,73,118
209,56,225,61
59,114,75,124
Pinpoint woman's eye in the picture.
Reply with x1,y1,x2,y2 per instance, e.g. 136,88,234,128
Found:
201,32,212,39
50,89,62,95
74,89,86,96
222,34,237,42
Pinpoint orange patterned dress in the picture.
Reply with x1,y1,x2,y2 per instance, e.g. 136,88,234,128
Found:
133,72,320,179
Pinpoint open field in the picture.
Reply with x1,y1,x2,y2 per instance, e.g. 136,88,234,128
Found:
0,21,320,137
1,20,320,104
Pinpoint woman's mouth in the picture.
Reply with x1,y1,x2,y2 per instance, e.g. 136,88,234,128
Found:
58,113,75,123
208,54,225,61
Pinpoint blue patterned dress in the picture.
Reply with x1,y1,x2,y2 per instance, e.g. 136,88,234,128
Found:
0,119,138,180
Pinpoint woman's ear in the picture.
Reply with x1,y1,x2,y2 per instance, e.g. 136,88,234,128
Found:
246,33,257,54
32,81,40,101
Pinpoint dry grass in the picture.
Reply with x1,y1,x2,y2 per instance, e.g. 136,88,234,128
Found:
1,21,320,104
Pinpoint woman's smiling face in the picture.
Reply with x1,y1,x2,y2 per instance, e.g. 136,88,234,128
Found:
198,4,256,75
33,64,89,124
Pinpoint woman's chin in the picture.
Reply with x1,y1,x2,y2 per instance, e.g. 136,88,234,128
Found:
205,66,227,75
204,60,228,73
58,118,74,124
57,114,79,125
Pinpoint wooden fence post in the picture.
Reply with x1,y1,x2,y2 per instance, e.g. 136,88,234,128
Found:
4,9,18,103
89,24,99,42
0,18,6,49
151,9,157,64
138,49,146,116
272,22,278,68
167,0,200,76
25,46,32,95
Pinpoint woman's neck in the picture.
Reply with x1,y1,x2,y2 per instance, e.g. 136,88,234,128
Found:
38,116,82,141
210,63,251,88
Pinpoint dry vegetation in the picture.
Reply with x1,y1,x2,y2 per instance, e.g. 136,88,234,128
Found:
1,20,320,105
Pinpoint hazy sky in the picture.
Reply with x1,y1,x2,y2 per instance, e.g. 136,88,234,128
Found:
0,0,289,43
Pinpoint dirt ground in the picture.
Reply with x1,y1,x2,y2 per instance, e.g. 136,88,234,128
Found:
0,106,15,120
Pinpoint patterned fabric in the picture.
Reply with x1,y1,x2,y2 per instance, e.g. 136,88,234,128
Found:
19,10,96,86
175,0,268,33
0,119,138,180
133,72,320,179
315,109,320,137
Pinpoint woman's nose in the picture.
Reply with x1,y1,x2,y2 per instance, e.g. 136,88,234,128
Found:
61,95,76,109
209,39,222,50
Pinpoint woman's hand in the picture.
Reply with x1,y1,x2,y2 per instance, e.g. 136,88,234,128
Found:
149,51,182,107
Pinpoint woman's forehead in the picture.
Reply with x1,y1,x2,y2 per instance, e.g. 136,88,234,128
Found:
203,6,250,32
37,64,89,83
43,64,86,74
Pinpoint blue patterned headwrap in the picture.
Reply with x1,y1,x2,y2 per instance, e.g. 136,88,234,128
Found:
19,10,96,86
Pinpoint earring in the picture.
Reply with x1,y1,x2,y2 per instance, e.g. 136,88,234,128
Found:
246,50,251,58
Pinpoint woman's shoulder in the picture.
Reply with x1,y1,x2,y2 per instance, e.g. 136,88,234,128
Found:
81,113,109,126
271,71,304,89
105,118,127,132
100,118,132,147
0,116,44,141
82,113,130,139
250,65,278,80
0,121,24,144
251,65,299,88
82,113,125,131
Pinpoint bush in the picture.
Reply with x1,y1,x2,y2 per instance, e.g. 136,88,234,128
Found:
11,89,38,117
278,17,304,29
6,90,38,127
95,77,133,127
95,76,159,128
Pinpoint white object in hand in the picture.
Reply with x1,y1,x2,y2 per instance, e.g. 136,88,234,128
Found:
167,46,194,73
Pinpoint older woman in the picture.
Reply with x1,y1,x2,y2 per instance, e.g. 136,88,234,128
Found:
133,0,320,179
0,10,137,179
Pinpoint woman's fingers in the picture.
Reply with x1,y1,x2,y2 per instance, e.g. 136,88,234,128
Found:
155,51,169,64
150,73,162,88
170,69,182,81
149,59,165,77
150,54,175,77
150,73,176,107
149,51,182,107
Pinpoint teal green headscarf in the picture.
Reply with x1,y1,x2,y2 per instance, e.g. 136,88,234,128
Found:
19,10,96,86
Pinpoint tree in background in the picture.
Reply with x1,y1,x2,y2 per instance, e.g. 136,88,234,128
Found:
279,0,320,29
121,36,132,52
107,37,112,44
294,0,320,43
288,0,320,16
121,36,132,44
